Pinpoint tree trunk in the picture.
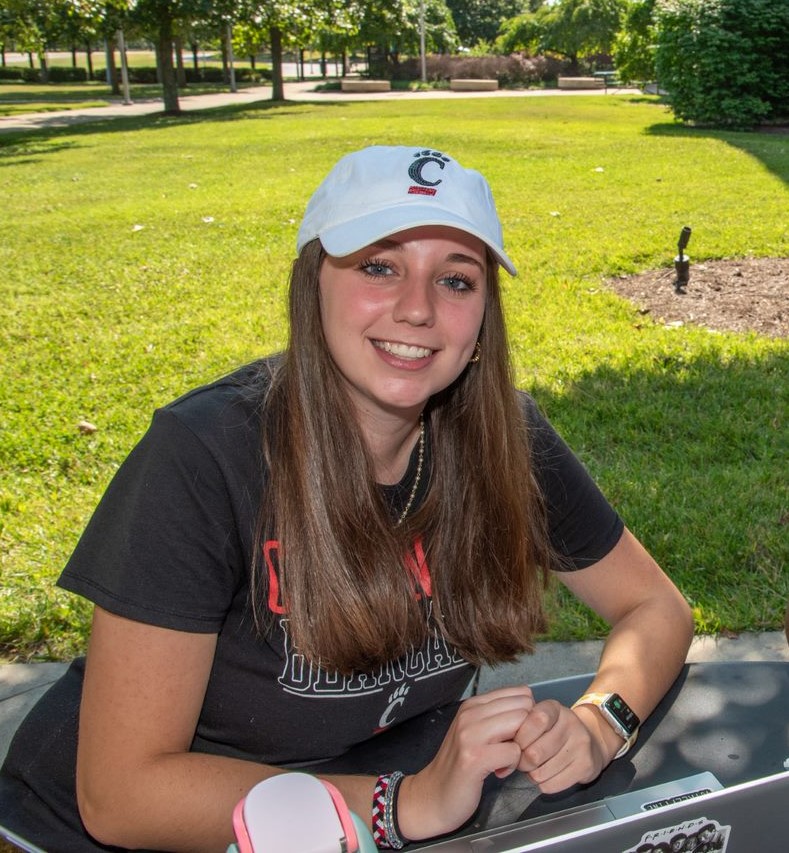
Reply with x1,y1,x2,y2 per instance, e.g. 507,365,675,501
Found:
250,54,256,70
105,39,119,94
220,35,229,83
190,42,199,72
270,26,284,100
39,53,49,83
155,16,180,114
71,45,77,67
85,42,93,79
174,36,186,88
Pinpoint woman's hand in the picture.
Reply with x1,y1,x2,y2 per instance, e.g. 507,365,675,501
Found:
396,686,534,841
513,699,612,794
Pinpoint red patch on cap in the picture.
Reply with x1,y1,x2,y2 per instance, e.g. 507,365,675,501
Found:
408,186,437,196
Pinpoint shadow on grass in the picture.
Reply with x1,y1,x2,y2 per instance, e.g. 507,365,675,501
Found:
531,345,788,632
645,120,789,186
0,97,321,165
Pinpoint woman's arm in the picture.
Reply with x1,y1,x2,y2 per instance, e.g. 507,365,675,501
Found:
77,606,281,850
77,606,531,850
514,526,694,793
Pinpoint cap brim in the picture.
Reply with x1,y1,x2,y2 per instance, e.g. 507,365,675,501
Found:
318,205,517,276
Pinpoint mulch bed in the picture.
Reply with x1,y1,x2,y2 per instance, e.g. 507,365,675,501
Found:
605,257,788,338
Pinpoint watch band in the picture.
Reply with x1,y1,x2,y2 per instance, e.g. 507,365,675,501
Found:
572,692,640,758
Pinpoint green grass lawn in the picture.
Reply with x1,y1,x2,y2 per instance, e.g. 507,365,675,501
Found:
0,79,268,116
1,94,787,661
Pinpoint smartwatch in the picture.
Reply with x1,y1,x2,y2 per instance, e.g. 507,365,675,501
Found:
572,692,640,758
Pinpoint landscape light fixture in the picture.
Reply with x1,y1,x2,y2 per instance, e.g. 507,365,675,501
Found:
674,226,692,293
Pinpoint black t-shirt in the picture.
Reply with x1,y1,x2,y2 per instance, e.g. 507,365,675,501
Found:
0,358,623,848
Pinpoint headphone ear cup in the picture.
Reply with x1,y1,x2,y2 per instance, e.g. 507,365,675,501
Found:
319,779,359,851
234,773,348,853
232,773,361,852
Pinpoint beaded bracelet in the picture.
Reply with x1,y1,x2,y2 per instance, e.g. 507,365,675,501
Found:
372,771,408,849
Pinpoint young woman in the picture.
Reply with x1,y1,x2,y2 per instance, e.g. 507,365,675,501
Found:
0,146,693,852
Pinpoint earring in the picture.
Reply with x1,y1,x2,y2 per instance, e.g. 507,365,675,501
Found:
469,341,481,364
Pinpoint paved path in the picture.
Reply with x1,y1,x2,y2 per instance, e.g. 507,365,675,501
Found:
0,79,642,134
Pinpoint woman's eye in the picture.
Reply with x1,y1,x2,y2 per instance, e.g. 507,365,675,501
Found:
440,274,476,292
359,259,394,278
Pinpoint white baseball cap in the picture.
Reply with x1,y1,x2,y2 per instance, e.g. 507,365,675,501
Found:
296,145,517,276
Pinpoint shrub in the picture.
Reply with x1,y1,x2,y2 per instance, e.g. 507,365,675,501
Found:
655,0,789,129
394,53,553,87
47,66,88,83
91,65,160,84
186,67,225,83
90,65,271,86
0,67,24,80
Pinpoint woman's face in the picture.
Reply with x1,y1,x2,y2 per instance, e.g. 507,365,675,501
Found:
318,225,488,423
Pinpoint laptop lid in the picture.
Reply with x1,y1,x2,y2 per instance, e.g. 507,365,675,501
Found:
420,770,789,853
0,822,46,853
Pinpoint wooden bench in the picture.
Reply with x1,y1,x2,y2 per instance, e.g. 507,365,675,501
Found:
449,78,498,92
340,78,391,93
557,76,604,90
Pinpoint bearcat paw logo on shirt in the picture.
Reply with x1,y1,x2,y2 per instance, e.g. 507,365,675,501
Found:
377,684,411,730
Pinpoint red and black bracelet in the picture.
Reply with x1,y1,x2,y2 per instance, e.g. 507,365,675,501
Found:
372,771,408,849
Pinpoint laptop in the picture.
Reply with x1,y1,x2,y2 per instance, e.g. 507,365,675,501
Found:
0,823,45,853
418,770,789,852
4,772,788,852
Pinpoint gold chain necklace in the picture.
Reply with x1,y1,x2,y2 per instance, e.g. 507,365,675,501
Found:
396,413,425,526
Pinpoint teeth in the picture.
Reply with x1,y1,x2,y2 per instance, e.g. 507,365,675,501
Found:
374,340,432,359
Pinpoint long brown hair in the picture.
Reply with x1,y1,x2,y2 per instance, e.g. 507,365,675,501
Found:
256,239,555,673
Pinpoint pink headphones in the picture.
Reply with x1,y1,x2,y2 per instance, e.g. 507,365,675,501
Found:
231,772,377,853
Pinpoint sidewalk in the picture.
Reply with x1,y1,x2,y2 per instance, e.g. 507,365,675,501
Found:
2,632,787,764
0,79,642,134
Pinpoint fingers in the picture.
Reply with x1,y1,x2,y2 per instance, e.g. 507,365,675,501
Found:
410,689,607,838
513,699,561,756
514,700,605,794
450,687,535,773
463,685,535,709
406,689,535,838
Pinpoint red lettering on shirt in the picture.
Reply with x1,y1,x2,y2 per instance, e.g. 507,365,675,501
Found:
263,539,286,614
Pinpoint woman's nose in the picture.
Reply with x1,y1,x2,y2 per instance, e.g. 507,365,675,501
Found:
391,277,435,326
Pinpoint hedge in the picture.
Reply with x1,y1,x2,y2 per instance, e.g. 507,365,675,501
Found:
655,0,789,129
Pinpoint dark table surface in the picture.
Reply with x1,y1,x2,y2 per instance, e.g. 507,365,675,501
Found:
305,661,789,845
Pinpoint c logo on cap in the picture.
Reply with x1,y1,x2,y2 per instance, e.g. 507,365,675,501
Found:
409,150,451,187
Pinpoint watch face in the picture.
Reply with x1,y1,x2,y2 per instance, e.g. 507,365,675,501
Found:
605,694,640,735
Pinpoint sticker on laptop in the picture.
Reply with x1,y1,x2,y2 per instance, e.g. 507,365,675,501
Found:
623,816,730,852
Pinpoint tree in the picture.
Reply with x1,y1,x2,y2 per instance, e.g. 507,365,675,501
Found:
499,0,627,72
358,0,458,75
613,0,657,84
654,0,789,128
5,0,70,79
129,0,182,112
444,0,531,48
232,1,354,99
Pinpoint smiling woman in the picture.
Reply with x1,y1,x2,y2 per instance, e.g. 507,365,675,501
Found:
0,145,693,852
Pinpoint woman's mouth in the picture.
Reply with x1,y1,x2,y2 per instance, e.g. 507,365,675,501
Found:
372,340,433,360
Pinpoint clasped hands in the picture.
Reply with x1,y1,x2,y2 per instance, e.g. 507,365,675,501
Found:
397,685,610,842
